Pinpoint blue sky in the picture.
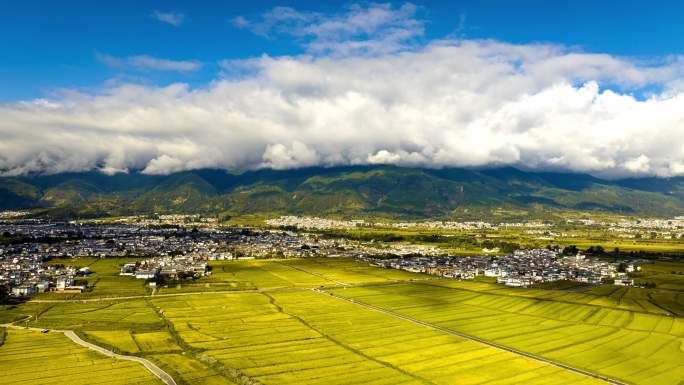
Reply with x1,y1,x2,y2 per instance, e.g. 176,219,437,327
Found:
2,1,684,178
2,0,683,101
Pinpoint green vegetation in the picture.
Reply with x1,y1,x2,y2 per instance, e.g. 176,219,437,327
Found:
4,165,684,218
39,257,149,299
632,262,684,291
2,258,683,385
0,329,161,384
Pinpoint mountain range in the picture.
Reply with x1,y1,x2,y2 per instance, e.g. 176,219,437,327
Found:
1,166,684,219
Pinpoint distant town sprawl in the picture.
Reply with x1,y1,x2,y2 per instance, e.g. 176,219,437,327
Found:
267,215,684,239
366,249,638,287
1,212,673,297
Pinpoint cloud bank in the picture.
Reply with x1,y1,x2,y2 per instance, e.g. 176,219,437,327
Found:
2,4,684,178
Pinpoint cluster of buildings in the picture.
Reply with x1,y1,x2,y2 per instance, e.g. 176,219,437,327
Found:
606,217,684,239
0,220,237,260
92,214,220,227
370,248,638,287
229,230,442,259
266,216,551,232
564,216,684,240
0,217,239,297
119,255,209,283
0,254,86,296
1,212,652,297
265,216,366,230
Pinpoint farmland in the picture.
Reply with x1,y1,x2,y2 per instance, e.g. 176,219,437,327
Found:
40,257,150,299
0,328,162,385
151,290,602,385
1,258,683,385
329,280,684,385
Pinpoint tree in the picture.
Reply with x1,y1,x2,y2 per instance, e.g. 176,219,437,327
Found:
562,245,579,255
0,284,8,303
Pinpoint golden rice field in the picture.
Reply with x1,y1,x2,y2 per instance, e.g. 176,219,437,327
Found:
30,299,164,330
329,280,684,385
0,328,161,385
83,330,140,353
3,258,684,385
149,353,235,385
150,291,603,385
154,257,426,295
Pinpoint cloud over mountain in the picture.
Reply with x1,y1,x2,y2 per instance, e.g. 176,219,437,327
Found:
2,4,684,178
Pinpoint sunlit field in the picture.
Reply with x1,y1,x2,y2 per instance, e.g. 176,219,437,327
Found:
151,290,602,385
329,280,684,385
2,258,683,385
0,329,161,385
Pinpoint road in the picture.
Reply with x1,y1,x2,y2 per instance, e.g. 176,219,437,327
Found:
313,288,627,385
1,322,176,385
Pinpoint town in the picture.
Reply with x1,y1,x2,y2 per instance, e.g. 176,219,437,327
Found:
369,248,639,287
0,213,653,297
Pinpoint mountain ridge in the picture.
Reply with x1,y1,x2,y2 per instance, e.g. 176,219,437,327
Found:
1,166,683,219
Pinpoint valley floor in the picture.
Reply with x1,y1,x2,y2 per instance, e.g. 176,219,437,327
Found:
1,258,683,385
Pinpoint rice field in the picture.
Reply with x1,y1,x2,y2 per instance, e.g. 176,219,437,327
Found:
4,258,684,384
83,330,140,353
0,329,161,385
38,257,150,299
153,257,427,295
30,299,164,330
329,281,684,385
132,331,180,353
149,353,235,385
424,277,684,316
151,290,603,385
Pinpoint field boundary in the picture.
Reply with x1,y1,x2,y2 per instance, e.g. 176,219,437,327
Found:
314,288,627,385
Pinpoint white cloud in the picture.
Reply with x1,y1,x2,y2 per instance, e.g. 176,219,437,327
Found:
97,54,202,72
151,10,184,26
3,17,684,178
234,3,424,55
231,16,249,29
368,150,402,164
624,155,651,174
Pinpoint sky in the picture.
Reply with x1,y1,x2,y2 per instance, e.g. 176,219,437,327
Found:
2,1,684,178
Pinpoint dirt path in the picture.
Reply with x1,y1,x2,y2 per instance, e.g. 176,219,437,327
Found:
313,288,626,385
64,330,176,385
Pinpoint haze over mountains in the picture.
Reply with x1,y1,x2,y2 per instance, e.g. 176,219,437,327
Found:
2,166,684,219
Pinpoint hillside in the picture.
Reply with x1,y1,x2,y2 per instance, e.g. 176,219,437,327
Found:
1,166,683,219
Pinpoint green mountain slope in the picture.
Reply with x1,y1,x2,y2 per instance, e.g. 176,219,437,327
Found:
1,166,683,218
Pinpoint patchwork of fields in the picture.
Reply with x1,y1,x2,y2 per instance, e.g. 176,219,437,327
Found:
0,328,162,385
157,257,425,293
2,258,683,385
329,281,684,385
152,290,603,385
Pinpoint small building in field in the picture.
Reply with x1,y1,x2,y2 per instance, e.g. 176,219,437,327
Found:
614,277,634,286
